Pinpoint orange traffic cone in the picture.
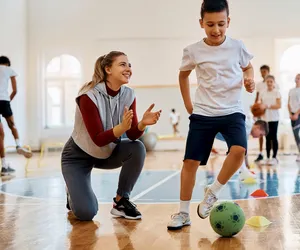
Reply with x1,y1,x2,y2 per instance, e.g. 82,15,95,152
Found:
250,189,268,197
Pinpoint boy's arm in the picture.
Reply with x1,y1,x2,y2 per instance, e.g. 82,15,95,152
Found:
242,63,255,93
10,76,17,101
179,70,193,114
245,154,250,168
255,92,260,103
288,96,292,115
268,98,281,110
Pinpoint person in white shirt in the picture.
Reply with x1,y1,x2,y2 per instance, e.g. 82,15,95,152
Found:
254,65,270,162
259,75,281,165
288,74,300,161
167,0,255,230
169,109,180,136
0,56,32,176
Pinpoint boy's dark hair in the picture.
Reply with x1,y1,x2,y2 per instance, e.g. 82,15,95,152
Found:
254,120,269,136
200,0,229,19
0,56,11,66
260,65,270,72
171,109,175,112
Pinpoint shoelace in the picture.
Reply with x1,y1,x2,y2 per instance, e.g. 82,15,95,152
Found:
123,199,137,209
171,212,187,221
203,192,216,214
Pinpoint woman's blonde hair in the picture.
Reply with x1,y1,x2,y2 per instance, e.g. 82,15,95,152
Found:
79,51,126,95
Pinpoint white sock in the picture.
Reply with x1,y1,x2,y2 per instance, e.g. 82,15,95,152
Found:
209,180,224,197
1,158,7,169
240,161,248,172
15,139,20,147
179,200,190,214
259,151,263,155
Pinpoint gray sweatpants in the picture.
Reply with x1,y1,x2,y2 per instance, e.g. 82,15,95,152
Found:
61,137,146,221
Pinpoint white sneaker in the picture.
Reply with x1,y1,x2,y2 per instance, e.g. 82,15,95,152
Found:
239,169,256,181
197,187,218,219
17,146,33,158
167,212,191,230
270,158,278,165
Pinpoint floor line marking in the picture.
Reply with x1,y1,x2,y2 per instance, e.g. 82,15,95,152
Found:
131,170,180,202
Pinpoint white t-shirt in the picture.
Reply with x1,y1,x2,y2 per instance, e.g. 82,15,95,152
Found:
169,112,180,124
256,81,267,94
288,87,300,113
260,90,281,122
0,65,17,101
256,81,279,98
245,115,254,137
179,36,253,116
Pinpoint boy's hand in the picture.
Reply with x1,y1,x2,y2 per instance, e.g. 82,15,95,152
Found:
290,113,298,121
244,78,255,93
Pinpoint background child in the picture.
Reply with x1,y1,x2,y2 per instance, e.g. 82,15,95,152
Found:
169,108,180,136
167,0,255,230
259,75,281,165
288,74,300,161
0,56,32,176
254,65,270,162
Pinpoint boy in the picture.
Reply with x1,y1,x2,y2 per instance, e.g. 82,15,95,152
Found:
167,0,255,230
0,56,32,176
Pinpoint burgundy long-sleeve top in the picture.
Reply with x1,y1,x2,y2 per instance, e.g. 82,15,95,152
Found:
78,85,144,147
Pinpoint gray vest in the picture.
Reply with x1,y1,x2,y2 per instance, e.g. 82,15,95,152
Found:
71,82,135,159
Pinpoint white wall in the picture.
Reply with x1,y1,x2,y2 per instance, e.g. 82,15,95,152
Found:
0,0,27,148
26,0,300,149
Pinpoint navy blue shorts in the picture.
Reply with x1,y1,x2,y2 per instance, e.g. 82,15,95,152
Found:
184,112,247,165
0,101,13,122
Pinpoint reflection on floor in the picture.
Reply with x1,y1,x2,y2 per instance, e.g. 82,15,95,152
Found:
0,151,300,249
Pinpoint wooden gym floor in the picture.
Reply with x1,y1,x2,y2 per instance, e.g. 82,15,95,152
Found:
0,150,300,250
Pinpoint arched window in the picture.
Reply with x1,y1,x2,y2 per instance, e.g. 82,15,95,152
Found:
45,54,81,128
279,45,300,121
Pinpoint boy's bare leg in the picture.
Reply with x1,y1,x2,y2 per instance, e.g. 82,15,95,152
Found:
180,159,200,200
167,159,200,230
5,116,32,158
198,146,245,219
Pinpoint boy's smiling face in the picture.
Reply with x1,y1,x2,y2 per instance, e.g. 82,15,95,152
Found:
200,10,230,46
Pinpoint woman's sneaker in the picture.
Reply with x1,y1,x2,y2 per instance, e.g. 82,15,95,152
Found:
110,197,142,220
167,212,191,230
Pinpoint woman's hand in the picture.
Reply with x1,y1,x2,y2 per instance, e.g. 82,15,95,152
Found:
141,104,162,126
121,106,133,131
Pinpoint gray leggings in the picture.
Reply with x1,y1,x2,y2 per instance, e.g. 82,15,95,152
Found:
292,114,300,152
61,137,146,221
